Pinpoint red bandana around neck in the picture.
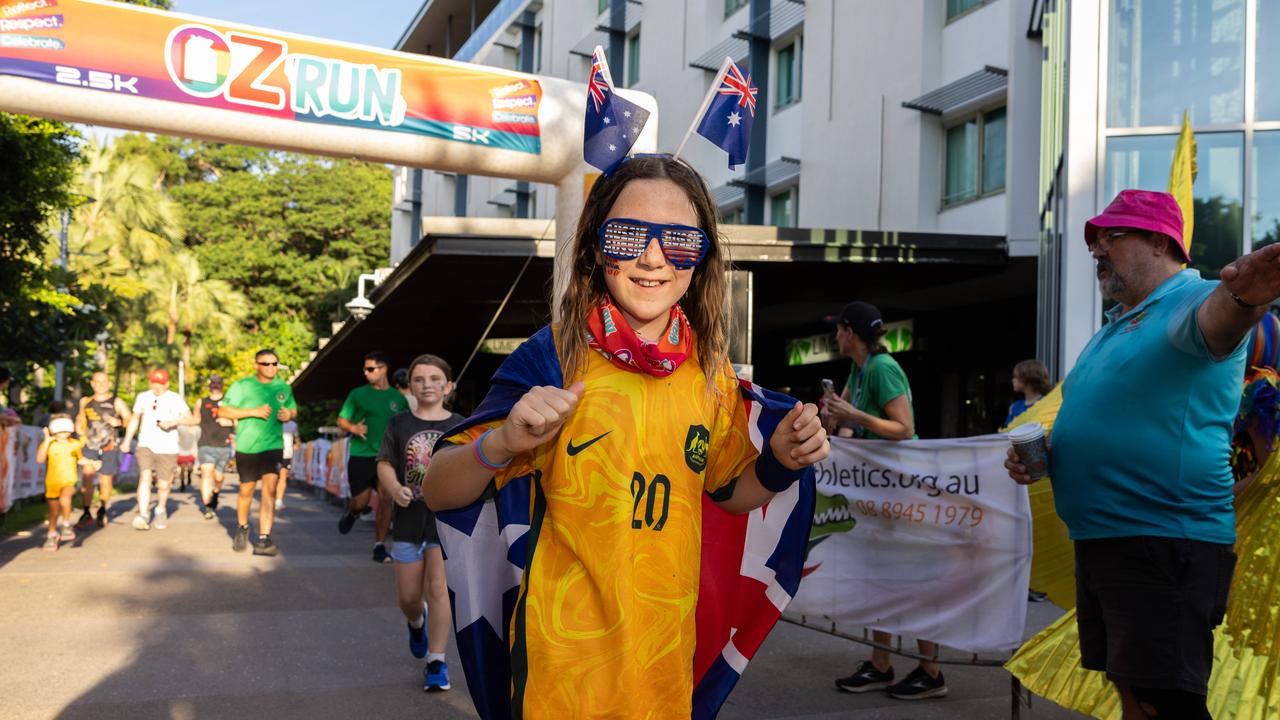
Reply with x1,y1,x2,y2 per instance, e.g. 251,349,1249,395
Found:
585,299,692,377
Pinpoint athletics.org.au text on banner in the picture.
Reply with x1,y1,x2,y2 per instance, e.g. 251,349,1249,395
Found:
789,434,1033,653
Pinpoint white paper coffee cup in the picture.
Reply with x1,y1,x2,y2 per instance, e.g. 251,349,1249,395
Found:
1008,422,1050,481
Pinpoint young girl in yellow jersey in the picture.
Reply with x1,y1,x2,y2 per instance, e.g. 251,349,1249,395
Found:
425,155,829,719
38,414,84,551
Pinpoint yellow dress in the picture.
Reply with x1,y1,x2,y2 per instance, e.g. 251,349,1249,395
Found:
1005,390,1280,718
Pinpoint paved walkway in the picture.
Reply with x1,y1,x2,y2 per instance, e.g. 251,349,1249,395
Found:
0,481,1085,720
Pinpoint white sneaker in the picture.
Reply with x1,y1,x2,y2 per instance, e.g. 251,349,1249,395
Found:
132,514,151,531
274,499,284,511
153,509,168,530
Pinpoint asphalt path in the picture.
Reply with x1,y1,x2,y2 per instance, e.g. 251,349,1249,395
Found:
0,480,1086,720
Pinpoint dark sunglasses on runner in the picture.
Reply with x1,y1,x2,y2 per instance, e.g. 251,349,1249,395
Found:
597,218,709,269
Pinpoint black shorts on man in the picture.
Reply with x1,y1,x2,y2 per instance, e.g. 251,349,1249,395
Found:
346,455,379,496
1075,536,1235,700
82,447,121,476
235,449,283,483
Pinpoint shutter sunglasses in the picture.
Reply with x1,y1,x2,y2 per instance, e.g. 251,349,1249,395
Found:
597,218,709,269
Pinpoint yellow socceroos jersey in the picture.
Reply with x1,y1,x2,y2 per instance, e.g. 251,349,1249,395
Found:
449,349,761,719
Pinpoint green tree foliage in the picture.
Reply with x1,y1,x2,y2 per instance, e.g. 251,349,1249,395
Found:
114,137,391,374
0,114,110,373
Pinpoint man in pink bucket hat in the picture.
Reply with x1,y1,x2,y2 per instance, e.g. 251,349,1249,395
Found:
1006,188,1280,719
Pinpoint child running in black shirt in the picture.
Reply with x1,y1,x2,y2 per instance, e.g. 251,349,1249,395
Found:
376,353,464,692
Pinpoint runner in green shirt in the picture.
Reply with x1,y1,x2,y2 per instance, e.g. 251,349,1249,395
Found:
336,351,409,563
218,349,297,557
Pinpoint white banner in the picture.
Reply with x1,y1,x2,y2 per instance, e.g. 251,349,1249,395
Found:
10,426,46,503
789,434,1032,654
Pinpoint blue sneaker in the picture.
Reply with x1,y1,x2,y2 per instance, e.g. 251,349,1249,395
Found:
407,621,428,659
423,660,451,692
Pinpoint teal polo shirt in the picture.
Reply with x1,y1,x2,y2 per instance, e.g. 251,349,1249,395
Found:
1049,269,1243,544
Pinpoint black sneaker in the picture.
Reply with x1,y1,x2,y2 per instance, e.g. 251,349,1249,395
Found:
75,509,94,530
338,512,357,535
373,543,391,564
887,666,947,700
253,535,280,557
232,525,250,553
95,507,107,528
835,661,895,693
208,492,219,510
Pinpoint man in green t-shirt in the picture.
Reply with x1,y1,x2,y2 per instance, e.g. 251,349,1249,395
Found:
218,348,297,557
336,351,408,563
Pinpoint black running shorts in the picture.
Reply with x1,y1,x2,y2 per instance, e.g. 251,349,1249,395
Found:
347,455,379,496
235,449,283,483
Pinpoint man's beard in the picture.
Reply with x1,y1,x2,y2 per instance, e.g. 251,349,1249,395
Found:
1097,258,1128,300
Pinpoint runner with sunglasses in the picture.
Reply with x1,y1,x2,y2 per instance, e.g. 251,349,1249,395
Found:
337,351,408,563
216,349,297,556
424,155,829,718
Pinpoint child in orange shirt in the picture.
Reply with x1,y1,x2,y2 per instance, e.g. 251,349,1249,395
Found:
38,414,83,551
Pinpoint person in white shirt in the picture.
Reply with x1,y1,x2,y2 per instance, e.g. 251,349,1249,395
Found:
275,419,299,511
121,368,192,531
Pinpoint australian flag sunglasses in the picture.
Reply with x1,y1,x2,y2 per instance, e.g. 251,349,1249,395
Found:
597,218,710,269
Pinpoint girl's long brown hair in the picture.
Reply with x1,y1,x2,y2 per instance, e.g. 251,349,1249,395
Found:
556,156,731,385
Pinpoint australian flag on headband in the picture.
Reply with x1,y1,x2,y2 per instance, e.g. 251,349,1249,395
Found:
695,58,759,169
433,326,816,719
583,45,651,175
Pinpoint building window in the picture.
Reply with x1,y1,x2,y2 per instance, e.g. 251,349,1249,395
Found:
1259,0,1280,120
626,31,640,86
770,187,798,228
947,0,986,21
1107,0,1244,128
775,37,802,109
722,207,744,225
1255,132,1280,248
943,107,1005,206
1105,132,1243,276
725,0,747,18
598,0,609,14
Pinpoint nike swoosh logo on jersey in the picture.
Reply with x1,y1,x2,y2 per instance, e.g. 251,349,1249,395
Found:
566,431,612,456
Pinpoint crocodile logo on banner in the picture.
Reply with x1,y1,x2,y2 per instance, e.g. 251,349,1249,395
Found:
804,492,856,576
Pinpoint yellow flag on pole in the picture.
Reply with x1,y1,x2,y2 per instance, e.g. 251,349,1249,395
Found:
1168,110,1198,257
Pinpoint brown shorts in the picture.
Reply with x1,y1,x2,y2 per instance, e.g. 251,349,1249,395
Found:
135,447,178,482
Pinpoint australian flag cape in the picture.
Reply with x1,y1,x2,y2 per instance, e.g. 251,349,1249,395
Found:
433,325,816,719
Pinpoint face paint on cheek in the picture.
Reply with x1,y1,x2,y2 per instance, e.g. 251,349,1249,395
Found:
604,260,622,277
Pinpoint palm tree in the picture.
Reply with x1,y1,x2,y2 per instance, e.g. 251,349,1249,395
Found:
141,250,249,366
65,139,184,301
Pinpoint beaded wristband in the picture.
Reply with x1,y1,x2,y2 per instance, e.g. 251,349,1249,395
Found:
473,428,512,471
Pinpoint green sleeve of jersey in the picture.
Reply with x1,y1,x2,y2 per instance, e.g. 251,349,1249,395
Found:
338,390,358,421
866,357,911,411
223,381,246,408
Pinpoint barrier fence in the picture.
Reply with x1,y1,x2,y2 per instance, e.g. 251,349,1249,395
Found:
1,430,357,514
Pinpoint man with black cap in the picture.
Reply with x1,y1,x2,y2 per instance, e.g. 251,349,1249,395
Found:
820,302,916,442
196,375,234,519
822,302,940,699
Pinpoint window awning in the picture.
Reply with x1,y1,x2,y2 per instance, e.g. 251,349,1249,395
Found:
901,66,1008,115
714,157,801,209
569,1,643,58
689,0,804,71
